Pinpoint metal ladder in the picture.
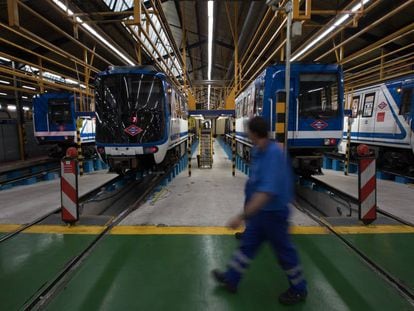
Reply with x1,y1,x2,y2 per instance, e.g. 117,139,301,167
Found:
198,128,213,168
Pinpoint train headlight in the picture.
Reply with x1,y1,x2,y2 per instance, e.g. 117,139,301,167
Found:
143,146,159,154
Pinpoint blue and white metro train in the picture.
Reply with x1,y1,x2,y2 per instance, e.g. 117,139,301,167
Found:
33,93,96,157
338,75,414,173
95,66,188,173
235,63,344,174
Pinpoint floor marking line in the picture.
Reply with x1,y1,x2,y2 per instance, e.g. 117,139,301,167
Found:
0,224,413,235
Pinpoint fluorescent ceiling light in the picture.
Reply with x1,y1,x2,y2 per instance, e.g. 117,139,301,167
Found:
80,84,86,89
44,71,63,81
308,87,323,93
23,106,30,111
0,80,10,85
22,85,36,90
22,96,28,99
52,0,135,66
65,78,79,85
207,1,214,81
0,92,7,96
207,85,211,110
351,0,370,12
0,56,11,62
7,105,16,111
334,14,350,27
291,0,371,61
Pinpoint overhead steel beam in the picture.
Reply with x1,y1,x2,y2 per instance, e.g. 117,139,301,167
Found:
314,0,412,61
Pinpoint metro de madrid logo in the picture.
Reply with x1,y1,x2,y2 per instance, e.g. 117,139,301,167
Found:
310,119,328,130
378,102,387,110
124,125,143,136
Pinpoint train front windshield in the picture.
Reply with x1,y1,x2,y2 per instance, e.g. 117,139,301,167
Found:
95,74,165,144
298,74,339,118
48,99,72,126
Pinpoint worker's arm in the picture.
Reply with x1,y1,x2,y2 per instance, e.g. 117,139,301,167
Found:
227,192,271,229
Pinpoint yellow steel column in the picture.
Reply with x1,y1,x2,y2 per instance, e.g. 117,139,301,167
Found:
188,120,191,177
38,58,44,93
234,3,239,93
7,0,19,27
232,117,236,176
11,60,25,160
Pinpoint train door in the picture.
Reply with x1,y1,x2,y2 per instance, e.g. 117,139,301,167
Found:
400,85,414,151
349,94,361,140
357,91,376,143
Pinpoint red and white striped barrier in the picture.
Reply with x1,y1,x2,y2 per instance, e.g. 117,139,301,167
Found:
358,157,377,224
61,158,79,223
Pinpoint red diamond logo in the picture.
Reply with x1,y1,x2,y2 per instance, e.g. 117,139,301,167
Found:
310,119,328,130
124,125,143,136
378,102,387,110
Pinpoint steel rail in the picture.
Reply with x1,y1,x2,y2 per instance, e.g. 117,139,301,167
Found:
293,194,414,304
305,176,414,227
0,174,123,244
0,166,60,187
23,169,170,310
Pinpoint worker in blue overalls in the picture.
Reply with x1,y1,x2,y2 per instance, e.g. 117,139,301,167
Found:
212,116,307,305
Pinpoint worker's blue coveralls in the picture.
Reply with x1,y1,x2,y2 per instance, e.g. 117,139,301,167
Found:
224,142,307,293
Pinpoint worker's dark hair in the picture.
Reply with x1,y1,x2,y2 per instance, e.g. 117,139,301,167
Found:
248,116,269,138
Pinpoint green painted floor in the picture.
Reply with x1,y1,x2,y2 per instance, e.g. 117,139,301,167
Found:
1,232,413,310
37,234,413,311
345,233,414,291
0,234,98,310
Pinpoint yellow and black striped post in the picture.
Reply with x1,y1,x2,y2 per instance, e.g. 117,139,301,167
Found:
276,91,287,148
232,117,236,176
344,116,352,176
188,135,192,177
76,118,84,176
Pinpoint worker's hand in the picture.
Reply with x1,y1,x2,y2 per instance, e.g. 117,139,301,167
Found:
227,214,244,229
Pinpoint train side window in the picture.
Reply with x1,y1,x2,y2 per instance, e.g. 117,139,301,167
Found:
243,97,247,117
181,96,187,120
351,96,360,118
167,87,172,115
255,78,264,116
400,88,412,115
175,93,181,117
247,93,253,117
362,93,375,117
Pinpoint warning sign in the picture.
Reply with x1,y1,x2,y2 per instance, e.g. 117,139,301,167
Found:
63,161,75,173
377,112,385,122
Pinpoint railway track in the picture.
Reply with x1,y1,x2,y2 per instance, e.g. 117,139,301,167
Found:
295,178,414,305
15,163,175,310
0,159,60,188
324,152,414,182
0,173,124,244
304,176,414,227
